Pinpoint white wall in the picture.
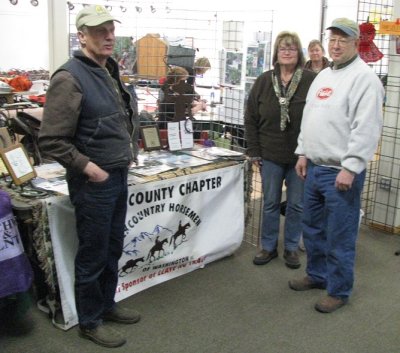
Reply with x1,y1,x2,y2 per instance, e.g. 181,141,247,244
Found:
0,0,358,71
0,1,48,71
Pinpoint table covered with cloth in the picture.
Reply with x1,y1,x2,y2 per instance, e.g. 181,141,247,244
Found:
1,158,253,330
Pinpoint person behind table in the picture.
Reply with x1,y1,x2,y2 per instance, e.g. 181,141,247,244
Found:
289,18,384,313
157,66,195,128
39,5,140,348
186,56,211,86
304,39,330,74
185,57,211,114
244,31,316,269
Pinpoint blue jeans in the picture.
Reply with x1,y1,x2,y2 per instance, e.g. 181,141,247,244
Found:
302,162,365,299
67,167,128,329
260,159,304,252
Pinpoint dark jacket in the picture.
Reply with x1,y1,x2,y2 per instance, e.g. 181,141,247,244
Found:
158,80,195,126
304,56,330,73
39,51,139,172
244,67,316,164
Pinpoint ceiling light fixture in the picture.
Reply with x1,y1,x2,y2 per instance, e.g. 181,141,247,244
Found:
67,1,74,11
120,6,127,13
9,0,18,5
150,5,156,13
105,5,112,11
135,6,142,13
30,0,39,6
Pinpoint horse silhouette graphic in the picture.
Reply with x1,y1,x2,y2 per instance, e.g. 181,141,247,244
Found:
169,221,191,249
147,236,168,262
119,257,145,276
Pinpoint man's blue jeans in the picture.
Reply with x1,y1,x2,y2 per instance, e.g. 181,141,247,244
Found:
260,159,304,252
302,162,365,299
67,167,128,329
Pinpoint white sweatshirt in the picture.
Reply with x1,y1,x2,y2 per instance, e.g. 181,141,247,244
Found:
296,56,384,174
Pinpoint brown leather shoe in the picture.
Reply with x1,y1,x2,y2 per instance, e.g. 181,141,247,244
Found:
103,305,141,324
79,324,126,348
283,250,300,269
315,295,347,313
288,276,325,291
253,249,278,265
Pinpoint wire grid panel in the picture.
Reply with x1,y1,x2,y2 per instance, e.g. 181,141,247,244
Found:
357,0,400,234
243,163,263,246
67,2,274,242
68,3,273,131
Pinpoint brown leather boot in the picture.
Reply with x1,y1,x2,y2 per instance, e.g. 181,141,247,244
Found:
253,249,278,265
283,250,300,269
315,295,347,313
79,324,126,348
288,276,325,291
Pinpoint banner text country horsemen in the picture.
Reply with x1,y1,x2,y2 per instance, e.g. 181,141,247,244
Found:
126,176,222,229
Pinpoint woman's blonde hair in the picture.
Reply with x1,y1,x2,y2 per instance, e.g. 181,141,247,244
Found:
194,57,211,74
272,31,305,68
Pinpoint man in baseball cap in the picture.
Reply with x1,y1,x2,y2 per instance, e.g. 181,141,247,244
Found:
289,17,383,314
40,4,140,348
76,4,120,30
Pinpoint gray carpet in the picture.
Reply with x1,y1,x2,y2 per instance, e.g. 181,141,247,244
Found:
2,225,400,353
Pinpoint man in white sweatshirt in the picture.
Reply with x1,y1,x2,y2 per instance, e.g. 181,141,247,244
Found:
288,18,384,313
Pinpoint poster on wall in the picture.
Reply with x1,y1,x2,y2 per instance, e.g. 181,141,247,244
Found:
246,43,266,78
224,52,243,86
46,164,245,329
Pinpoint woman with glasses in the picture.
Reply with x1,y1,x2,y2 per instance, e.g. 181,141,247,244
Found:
304,39,330,74
245,31,316,269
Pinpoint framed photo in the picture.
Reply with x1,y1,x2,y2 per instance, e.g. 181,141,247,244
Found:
140,125,162,151
0,127,12,149
0,157,8,175
0,143,36,185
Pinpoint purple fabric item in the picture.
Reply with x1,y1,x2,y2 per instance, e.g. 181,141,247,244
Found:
0,190,33,298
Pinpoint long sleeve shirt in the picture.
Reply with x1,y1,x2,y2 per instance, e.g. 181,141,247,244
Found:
296,56,384,174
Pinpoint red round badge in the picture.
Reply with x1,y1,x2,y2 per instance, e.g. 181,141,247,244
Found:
316,87,333,100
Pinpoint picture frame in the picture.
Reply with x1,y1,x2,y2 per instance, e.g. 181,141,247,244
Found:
0,157,8,175
140,125,162,151
0,143,36,185
0,127,12,149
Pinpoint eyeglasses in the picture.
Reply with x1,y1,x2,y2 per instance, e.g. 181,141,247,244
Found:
327,37,354,47
278,47,298,53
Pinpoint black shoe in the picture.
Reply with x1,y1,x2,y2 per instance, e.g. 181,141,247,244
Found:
283,250,301,269
79,325,126,348
253,249,278,265
103,305,141,324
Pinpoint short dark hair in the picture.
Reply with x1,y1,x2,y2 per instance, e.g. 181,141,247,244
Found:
308,39,325,54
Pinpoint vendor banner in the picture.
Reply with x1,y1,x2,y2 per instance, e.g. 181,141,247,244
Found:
47,163,244,329
116,163,244,300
